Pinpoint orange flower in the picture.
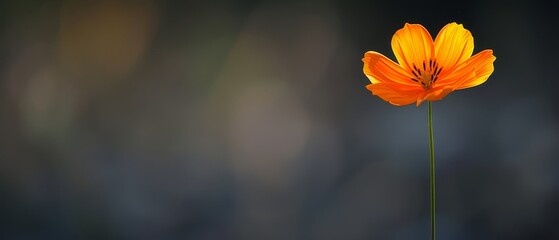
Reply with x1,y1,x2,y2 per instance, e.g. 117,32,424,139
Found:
363,22,496,106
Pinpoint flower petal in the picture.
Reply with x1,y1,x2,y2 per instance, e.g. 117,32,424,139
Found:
434,23,474,73
434,50,495,89
366,83,422,106
391,23,435,73
417,86,454,106
455,50,496,89
362,51,416,86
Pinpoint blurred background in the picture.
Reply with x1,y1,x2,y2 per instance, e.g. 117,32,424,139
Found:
1,0,558,239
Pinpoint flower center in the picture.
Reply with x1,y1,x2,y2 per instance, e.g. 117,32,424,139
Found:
411,59,443,89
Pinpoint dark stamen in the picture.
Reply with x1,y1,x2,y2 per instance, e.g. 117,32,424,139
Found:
435,67,442,76
410,59,443,89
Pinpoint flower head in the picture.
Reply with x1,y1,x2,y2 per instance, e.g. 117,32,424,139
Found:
363,22,496,106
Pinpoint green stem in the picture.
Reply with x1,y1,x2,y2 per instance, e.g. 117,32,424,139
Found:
428,101,436,240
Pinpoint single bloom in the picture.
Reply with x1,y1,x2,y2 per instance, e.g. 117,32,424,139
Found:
363,22,496,106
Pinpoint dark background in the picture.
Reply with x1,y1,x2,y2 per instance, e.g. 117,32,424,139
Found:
1,1,558,239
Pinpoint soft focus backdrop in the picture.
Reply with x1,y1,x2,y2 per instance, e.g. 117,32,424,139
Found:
1,1,558,240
